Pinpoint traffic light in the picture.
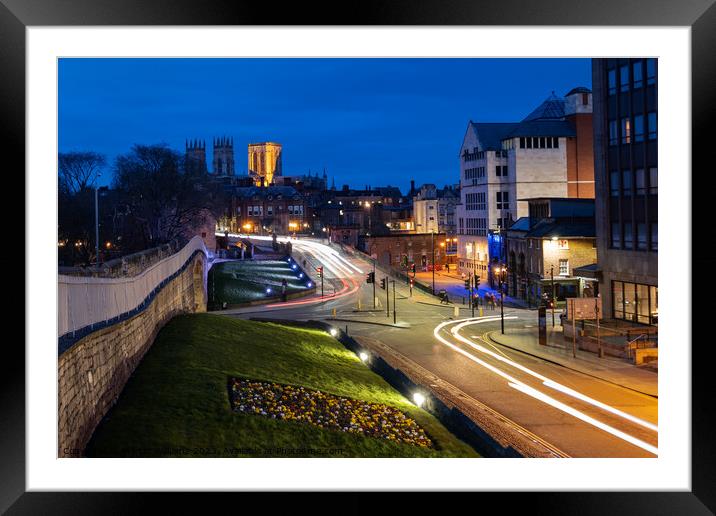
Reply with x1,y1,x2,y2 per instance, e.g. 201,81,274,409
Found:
411,263,416,274
464,279,470,289
316,266,323,279
366,271,374,284
380,277,386,290
474,274,480,286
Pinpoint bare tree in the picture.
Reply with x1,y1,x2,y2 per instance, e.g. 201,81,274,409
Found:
112,144,224,246
58,151,106,194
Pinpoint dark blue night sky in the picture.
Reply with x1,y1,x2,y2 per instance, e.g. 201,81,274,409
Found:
59,58,591,191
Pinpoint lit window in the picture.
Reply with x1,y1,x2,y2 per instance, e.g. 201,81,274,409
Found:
621,118,631,144
559,259,569,276
557,239,569,250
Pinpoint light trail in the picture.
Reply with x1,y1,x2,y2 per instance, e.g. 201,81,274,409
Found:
433,317,658,456
449,320,658,433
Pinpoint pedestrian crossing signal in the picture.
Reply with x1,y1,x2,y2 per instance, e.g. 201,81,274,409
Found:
366,271,375,284
380,278,387,290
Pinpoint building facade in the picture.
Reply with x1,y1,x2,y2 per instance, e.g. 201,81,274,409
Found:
592,58,658,325
413,184,459,236
248,142,283,186
361,233,448,271
221,185,308,236
456,87,595,286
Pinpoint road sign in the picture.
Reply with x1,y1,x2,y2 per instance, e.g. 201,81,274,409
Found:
565,297,602,320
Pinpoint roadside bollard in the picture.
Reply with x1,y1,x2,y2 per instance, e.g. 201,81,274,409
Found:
454,306,459,318
479,307,483,317
332,308,337,317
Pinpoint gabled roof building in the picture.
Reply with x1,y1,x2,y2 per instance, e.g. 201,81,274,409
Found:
455,87,595,287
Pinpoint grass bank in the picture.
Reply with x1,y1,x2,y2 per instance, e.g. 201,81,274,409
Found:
86,313,478,458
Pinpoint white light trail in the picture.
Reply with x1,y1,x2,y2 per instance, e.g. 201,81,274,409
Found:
432,317,658,456
449,320,658,433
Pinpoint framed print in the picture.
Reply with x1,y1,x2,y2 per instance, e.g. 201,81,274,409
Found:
3,0,714,512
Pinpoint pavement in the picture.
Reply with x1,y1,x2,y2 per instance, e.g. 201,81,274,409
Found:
412,270,535,309
485,327,658,398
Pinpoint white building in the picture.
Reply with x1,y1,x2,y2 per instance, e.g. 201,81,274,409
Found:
455,88,595,286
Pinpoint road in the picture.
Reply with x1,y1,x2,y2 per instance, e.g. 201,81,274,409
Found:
218,235,658,458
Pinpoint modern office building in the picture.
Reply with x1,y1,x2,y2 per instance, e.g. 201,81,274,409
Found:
592,58,658,325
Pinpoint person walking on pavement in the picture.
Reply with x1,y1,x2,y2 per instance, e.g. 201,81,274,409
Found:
281,279,288,302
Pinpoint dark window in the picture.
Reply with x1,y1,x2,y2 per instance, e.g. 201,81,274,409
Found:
623,222,633,249
539,137,546,148
646,59,657,85
609,120,618,146
635,168,646,195
582,92,589,105
634,114,644,142
526,138,532,149
623,170,633,196
650,223,658,250
611,222,621,248
620,65,630,92
610,171,620,197
648,112,657,140
608,69,617,95
637,223,647,250
519,137,525,149
649,167,658,195
633,61,643,89
546,137,553,149
553,137,559,149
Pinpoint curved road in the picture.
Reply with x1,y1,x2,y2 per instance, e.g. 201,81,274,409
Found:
219,235,658,458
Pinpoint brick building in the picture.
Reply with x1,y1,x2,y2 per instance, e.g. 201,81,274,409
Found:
502,198,597,304
360,233,449,271
221,185,309,235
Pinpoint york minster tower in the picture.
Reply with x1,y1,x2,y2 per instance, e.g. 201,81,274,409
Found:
213,136,235,176
248,142,282,186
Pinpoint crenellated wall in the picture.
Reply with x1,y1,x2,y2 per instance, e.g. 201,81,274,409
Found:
58,241,208,457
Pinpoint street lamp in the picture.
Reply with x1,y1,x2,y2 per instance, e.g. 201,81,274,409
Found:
431,231,435,295
498,265,507,334
550,264,556,327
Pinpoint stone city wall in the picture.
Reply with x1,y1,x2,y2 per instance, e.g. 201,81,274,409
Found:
58,251,206,457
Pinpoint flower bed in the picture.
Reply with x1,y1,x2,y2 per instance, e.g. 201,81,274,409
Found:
229,378,433,448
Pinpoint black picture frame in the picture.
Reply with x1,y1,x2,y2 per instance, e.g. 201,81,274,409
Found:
4,0,713,513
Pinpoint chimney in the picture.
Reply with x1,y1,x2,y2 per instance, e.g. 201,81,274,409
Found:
410,179,415,194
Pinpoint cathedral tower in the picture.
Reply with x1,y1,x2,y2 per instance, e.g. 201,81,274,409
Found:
248,142,282,186
212,136,235,176
185,139,207,174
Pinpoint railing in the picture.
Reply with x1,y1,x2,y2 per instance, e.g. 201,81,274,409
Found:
58,236,208,342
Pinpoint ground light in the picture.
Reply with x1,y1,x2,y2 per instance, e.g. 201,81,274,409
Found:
307,282,313,288
413,392,426,407
359,352,369,362
265,287,272,294
329,328,338,337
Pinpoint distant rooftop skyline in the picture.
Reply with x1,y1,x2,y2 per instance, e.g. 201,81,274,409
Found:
58,58,591,191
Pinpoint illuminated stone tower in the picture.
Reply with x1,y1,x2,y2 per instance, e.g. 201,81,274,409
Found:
248,142,282,186
185,139,207,174
212,136,235,176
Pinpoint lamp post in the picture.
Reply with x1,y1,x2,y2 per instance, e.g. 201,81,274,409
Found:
550,264,556,327
499,265,507,334
431,231,435,295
